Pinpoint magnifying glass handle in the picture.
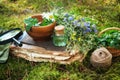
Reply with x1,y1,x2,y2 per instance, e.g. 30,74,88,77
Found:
12,38,22,47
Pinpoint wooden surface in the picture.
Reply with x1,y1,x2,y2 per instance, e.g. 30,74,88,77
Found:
21,31,65,51
10,32,85,64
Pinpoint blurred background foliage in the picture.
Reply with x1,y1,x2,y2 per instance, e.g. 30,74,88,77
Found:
0,0,120,80
0,0,119,31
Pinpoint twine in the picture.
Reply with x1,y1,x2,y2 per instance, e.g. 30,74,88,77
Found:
90,47,112,68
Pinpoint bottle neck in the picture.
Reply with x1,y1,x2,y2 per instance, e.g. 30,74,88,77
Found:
54,25,65,36
55,33,64,36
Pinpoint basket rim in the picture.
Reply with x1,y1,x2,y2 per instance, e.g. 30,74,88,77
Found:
98,27,120,37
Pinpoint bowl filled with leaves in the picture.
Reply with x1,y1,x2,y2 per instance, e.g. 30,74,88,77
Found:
24,12,56,41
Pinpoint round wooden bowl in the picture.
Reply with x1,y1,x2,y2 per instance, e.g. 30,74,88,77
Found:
25,14,56,41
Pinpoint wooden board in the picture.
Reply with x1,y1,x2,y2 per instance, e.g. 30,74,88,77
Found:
10,32,85,64
21,31,65,51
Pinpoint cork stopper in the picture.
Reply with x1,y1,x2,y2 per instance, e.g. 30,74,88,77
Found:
54,25,65,36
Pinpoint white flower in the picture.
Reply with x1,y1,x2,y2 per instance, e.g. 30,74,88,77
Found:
41,12,55,21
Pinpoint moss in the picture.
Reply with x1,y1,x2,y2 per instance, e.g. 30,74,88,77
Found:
23,63,60,80
0,0,120,80
0,55,35,80
23,62,97,80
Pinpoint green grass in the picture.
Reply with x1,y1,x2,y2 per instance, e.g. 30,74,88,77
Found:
0,0,120,80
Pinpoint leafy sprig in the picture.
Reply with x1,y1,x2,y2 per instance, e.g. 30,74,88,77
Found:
40,18,53,26
98,31,120,49
24,17,39,31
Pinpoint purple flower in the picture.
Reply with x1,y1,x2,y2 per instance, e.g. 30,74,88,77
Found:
84,22,90,27
92,24,98,33
77,23,81,27
92,24,96,28
83,27,91,34
64,13,69,17
86,27,91,32
81,18,85,22
63,17,67,22
68,16,74,21
84,22,87,26
87,22,91,27
73,20,78,26
83,31,87,34
94,29,98,33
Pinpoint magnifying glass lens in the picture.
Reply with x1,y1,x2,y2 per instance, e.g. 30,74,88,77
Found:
0,30,20,41
0,28,23,47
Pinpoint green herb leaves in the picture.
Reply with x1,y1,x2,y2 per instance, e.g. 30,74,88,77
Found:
40,18,52,26
24,15,54,32
98,31,120,49
24,17,39,31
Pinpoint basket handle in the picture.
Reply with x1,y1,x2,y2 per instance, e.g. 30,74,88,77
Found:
98,27,120,37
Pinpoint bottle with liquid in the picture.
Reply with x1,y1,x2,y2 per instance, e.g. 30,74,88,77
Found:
53,25,67,47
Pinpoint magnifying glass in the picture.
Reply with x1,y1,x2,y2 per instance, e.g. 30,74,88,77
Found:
0,28,23,47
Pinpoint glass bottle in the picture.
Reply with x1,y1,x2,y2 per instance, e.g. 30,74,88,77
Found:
53,25,67,47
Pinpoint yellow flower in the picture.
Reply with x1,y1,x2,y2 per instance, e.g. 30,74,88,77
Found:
73,32,76,36
71,36,75,40
78,37,81,41
71,32,76,40
49,15,54,19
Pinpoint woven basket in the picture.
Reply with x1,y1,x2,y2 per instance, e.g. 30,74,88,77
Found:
98,27,120,57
